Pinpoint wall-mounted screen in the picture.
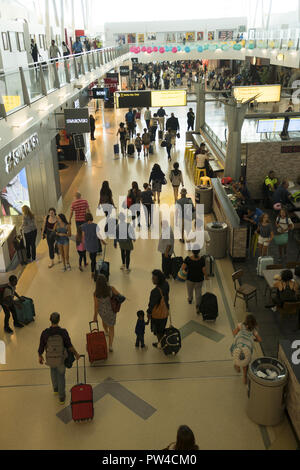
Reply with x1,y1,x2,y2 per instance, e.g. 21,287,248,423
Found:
257,119,284,133
151,90,187,107
234,85,281,103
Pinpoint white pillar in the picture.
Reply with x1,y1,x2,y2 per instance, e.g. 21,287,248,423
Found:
60,0,65,44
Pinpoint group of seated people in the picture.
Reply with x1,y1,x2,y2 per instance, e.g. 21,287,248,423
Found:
263,171,296,212
266,269,300,319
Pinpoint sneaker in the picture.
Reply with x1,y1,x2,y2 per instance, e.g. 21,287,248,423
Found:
4,327,13,334
120,265,125,270
62,266,67,272
66,264,71,271
14,322,24,328
59,399,65,405
126,269,131,273
48,263,54,269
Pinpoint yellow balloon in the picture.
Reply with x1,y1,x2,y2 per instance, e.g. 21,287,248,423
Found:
233,41,236,45
288,40,294,47
269,40,275,48
241,40,245,46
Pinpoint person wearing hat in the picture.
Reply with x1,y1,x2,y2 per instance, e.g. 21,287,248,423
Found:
230,315,262,384
176,188,195,243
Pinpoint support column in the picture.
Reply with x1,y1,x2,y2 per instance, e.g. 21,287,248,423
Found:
60,0,65,46
64,59,71,83
195,81,206,131
52,62,60,89
224,100,247,179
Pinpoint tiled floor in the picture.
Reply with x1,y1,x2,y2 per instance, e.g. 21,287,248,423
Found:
0,100,298,450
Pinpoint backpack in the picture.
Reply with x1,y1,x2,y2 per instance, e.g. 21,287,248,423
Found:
278,285,297,303
45,334,66,368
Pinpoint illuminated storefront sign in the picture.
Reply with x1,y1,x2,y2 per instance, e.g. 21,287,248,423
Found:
4,133,39,174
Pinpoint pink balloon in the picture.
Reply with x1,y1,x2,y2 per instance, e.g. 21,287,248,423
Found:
159,47,165,53
136,47,141,53
172,47,177,53
147,47,152,53
141,46,147,52
153,46,158,52
130,47,135,53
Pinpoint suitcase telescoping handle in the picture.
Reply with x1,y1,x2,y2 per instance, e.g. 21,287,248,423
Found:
76,354,87,385
89,320,99,333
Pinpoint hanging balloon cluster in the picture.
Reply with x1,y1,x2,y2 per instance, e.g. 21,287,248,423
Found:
130,41,256,55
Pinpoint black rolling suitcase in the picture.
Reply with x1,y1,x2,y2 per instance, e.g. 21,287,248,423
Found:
127,144,135,156
198,293,218,322
205,255,215,277
158,130,163,140
171,256,183,280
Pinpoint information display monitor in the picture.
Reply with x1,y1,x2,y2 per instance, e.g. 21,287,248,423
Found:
256,119,284,133
234,85,281,103
288,118,300,132
115,91,151,108
151,90,187,107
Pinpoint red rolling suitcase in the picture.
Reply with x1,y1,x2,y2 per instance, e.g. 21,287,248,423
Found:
71,355,94,422
86,321,108,363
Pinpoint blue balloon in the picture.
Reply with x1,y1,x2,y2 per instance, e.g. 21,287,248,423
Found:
197,46,203,53
185,46,190,53
209,44,217,51
203,44,209,51
177,46,181,51
222,44,229,51
234,43,242,51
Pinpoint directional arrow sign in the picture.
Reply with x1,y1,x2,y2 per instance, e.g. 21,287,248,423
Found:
57,377,156,424
180,321,225,342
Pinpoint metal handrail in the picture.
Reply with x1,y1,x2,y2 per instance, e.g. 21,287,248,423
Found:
0,44,130,119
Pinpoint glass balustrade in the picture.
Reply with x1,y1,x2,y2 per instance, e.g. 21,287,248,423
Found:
23,66,43,101
57,59,67,86
0,70,25,114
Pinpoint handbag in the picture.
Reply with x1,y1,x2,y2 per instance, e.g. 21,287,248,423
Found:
162,177,167,185
151,288,169,320
176,133,180,139
161,140,167,148
177,267,188,282
64,350,75,369
110,292,126,313
127,197,133,208
274,233,289,246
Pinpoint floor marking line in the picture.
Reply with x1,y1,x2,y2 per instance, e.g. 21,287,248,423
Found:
56,377,156,424
180,320,225,342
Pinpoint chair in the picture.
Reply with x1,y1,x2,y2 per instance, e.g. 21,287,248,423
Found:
277,302,300,330
232,270,257,311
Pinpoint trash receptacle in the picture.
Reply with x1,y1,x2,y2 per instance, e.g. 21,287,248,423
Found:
206,222,228,259
195,186,213,214
247,357,288,426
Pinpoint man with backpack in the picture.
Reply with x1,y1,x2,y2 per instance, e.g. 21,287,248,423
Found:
38,312,80,405
0,275,25,334
125,108,135,139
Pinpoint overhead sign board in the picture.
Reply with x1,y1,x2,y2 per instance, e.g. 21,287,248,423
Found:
120,66,130,76
115,91,151,109
233,85,281,103
64,108,90,134
151,90,187,107
92,87,109,100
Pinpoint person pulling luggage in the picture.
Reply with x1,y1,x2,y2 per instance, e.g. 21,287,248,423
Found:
181,249,208,314
0,275,25,334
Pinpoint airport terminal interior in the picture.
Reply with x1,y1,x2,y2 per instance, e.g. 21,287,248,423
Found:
1,0,300,452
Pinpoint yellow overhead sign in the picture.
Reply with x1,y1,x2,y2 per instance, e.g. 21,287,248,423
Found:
3,95,22,112
151,90,187,107
233,85,281,103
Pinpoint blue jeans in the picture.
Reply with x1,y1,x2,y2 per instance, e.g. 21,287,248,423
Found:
50,364,66,400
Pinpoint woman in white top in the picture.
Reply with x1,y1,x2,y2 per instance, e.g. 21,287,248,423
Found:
275,208,294,260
